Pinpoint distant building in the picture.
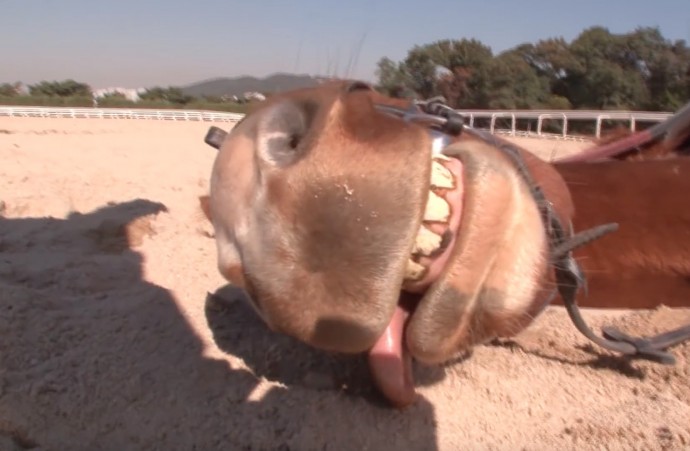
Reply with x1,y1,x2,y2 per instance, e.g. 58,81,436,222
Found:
14,83,29,96
227,91,267,104
92,87,146,102
243,91,266,102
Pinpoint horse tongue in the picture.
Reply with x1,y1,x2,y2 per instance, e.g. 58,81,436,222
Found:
367,305,416,408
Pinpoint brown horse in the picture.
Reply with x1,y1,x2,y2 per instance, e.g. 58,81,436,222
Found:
200,81,690,408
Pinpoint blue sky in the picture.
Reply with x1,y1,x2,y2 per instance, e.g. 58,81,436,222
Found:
2,0,688,89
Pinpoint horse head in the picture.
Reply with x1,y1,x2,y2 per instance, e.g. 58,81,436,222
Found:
200,81,690,407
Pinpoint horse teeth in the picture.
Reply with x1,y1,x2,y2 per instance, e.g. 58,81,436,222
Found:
423,191,450,223
404,259,427,281
402,156,456,284
412,226,443,257
430,159,454,189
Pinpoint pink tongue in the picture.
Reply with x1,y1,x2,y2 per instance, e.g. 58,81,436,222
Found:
367,306,416,408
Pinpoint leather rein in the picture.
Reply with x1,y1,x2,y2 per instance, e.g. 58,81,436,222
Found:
374,97,690,365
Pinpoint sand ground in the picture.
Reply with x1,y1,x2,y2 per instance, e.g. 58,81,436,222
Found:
1,117,688,451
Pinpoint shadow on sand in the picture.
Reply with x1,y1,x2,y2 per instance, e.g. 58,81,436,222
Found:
0,199,440,450
204,285,449,405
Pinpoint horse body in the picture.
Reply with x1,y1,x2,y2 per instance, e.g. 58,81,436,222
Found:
553,105,690,309
556,158,690,309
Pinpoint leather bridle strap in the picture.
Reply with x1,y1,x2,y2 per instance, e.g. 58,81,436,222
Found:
374,98,690,366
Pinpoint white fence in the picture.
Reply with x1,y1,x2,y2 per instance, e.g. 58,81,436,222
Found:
0,105,674,139
0,106,244,123
457,109,673,138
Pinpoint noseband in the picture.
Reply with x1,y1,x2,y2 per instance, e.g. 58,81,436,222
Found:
374,97,690,365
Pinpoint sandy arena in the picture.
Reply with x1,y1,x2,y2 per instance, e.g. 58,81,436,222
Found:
1,116,689,450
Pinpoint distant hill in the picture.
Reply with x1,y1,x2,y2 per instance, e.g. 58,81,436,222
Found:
181,73,329,98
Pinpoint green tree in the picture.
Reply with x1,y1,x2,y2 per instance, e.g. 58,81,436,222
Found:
374,57,413,98
430,39,494,108
139,86,193,105
484,51,550,109
375,25,688,112
96,91,131,107
28,79,92,97
102,91,127,100
374,39,496,106
510,38,580,104
401,45,442,99
0,82,21,97
624,27,690,110
516,39,580,79
566,27,649,109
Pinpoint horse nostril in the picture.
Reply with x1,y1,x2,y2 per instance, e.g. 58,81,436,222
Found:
256,100,309,166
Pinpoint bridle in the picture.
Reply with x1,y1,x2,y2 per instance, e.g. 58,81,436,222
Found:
374,96,690,365
201,94,690,366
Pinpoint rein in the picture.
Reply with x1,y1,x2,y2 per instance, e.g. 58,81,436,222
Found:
557,99,690,162
374,97,690,365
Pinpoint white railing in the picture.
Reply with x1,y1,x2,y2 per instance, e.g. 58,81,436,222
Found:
0,106,244,123
492,129,591,142
0,105,674,139
457,109,673,138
